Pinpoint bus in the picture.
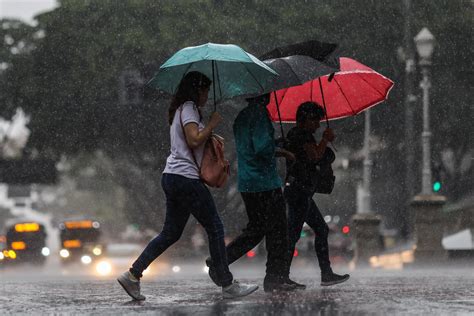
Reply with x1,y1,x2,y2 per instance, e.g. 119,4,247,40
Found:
59,220,104,265
4,222,49,265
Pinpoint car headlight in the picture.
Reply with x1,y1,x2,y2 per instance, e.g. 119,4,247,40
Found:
92,247,102,256
8,250,16,259
59,249,70,258
96,261,112,276
81,255,92,265
41,247,50,256
0,252,4,260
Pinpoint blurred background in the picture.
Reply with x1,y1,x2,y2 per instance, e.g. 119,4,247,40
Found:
0,0,472,277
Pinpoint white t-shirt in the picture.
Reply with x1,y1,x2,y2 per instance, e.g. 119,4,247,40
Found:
163,101,205,179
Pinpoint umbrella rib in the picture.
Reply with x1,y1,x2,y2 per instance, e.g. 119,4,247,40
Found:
240,62,265,93
332,76,357,116
173,62,195,95
354,72,387,99
277,89,289,109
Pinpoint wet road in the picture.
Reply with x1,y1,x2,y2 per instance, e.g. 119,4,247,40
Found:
1,262,473,315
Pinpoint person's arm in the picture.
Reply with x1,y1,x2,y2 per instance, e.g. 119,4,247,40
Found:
304,128,335,161
275,147,296,161
304,140,329,161
184,112,222,149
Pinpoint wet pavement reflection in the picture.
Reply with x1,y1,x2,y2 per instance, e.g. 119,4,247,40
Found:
0,262,473,315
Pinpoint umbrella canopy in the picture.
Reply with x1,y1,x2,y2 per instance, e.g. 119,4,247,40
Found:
260,40,340,137
267,57,394,122
263,55,339,92
147,43,278,102
260,39,340,70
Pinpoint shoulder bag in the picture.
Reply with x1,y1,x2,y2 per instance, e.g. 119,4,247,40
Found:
179,109,230,188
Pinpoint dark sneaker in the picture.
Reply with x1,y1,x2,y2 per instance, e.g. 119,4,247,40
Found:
286,278,306,290
205,257,222,286
222,280,259,299
321,272,350,286
264,280,298,292
117,271,146,301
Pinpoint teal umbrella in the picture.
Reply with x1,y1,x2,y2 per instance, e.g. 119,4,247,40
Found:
147,43,278,107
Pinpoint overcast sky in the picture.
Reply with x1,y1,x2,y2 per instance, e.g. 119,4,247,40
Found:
0,0,57,24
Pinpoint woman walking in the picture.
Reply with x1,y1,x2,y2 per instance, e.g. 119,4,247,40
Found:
118,71,258,300
283,102,349,288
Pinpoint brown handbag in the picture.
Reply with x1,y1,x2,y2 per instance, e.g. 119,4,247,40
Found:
179,108,230,188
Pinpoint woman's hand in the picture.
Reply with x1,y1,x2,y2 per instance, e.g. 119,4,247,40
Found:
284,150,296,161
322,128,335,142
208,112,222,129
275,148,296,161
184,112,222,149
305,128,336,161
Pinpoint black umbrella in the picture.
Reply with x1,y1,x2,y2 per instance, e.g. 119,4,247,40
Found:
260,39,340,70
263,55,338,91
260,40,340,137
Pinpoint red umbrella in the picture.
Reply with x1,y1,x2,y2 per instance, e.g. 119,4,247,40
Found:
267,57,394,123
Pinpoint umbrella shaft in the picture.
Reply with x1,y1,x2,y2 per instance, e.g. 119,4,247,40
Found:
318,77,330,128
273,91,285,139
212,61,216,111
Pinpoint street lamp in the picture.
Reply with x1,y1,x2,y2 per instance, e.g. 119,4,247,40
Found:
414,27,435,195
359,110,372,213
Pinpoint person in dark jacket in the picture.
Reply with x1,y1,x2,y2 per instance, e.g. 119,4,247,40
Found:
284,101,350,287
206,93,298,292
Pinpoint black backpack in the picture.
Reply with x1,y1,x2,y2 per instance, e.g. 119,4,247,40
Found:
285,146,336,195
310,147,336,194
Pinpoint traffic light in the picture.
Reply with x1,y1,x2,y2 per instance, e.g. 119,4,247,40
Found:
342,225,350,234
432,163,443,193
432,180,442,192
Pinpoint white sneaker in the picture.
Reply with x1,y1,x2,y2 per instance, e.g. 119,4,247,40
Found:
117,271,146,301
222,280,258,299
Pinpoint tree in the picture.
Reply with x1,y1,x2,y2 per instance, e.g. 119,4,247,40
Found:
0,19,39,118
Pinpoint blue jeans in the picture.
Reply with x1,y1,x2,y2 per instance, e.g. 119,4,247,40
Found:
284,184,332,276
130,173,233,287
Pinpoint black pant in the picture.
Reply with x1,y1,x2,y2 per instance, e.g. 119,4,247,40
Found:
224,188,289,280
284,184,332,277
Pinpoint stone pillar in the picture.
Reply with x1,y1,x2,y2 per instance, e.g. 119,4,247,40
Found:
352,213,382,265
411,194,447,262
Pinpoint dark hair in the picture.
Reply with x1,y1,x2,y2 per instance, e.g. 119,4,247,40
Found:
296,102,325,124
169,71,212,125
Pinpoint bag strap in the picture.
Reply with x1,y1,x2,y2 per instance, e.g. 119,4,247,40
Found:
179,106,201,171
